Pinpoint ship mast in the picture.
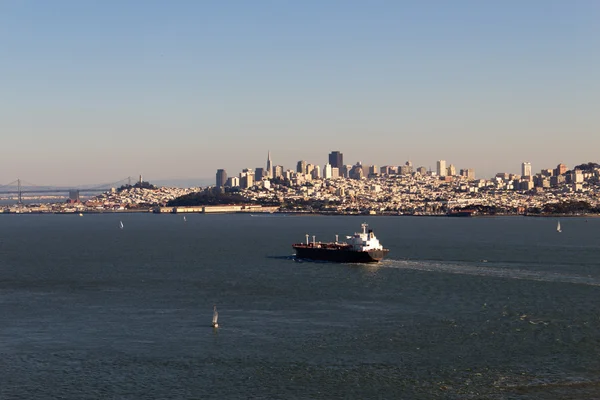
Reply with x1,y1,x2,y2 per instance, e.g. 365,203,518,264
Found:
361,222,368,234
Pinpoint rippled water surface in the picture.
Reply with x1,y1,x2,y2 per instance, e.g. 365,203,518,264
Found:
1,214,600,399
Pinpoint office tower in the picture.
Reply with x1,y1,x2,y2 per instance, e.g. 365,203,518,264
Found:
274,165,284,179
417,166,427,175
311,165,321,179
331,167,339,178
255,167,266,180
341,165,352,178
239,168,254,189
460,168,475,180
306,164,315,176
296,160,307,174
323,163,333,179
216,169,227,188
368,165,378,177
521,162,532,177
328,151,343,169
447,164,456,176
226,176,239,187
555,163,567,176
349,163,364,180
266,151,273,178
437,160,447,177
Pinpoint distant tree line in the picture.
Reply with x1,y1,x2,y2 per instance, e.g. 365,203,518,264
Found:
528,200,600,215
167,190,251,206
118,181,156,192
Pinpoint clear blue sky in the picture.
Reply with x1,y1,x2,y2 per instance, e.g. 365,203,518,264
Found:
1,0,598,185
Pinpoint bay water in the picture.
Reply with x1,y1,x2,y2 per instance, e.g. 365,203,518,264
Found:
1,214,600,399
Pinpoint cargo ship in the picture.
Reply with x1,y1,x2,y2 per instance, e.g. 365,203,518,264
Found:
447,209,476,217
292,223,390,263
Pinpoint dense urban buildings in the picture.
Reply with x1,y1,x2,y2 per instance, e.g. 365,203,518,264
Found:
3,150,600,216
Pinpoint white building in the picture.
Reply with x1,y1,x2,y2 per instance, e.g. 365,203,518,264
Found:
521,162,532,178
437,160,447,177
323,163,333,179
311,165,321,179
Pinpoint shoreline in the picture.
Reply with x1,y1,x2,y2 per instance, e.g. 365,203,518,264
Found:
1,210,599,218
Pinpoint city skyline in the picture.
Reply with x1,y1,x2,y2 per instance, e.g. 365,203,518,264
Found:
0,147,590,188
1,1,599,185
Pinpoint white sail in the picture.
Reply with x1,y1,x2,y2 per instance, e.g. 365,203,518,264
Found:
119,221,124,229
212,305,219,327
557,221,561,232
183,216,187,222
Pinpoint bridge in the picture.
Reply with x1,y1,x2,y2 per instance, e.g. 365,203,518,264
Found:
0,177,134,204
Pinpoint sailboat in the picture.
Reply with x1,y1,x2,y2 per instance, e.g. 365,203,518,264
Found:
556,221,562,233
183,216,187,222
119,221,124,229
212,305,219,328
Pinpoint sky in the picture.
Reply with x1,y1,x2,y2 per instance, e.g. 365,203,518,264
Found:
0,1,598,186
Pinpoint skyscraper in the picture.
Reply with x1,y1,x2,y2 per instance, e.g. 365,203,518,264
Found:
266,151,273,178
239,169,254,189
323,163,333,179
521,162,532,177
447,164,456,176
297,160,307,174
437,160,447,177
328,151,343,169
216,169,227,188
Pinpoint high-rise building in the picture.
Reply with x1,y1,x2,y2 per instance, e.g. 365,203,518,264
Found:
274,165,284,179
521,162,532,178
368,165,378,177
447,164,456,176
399,165,410,175
555,163,567,176
417,166,427,175
349,163,364,180
311,165,321,179
323,163,333,179
331,167,339,179
216,169,227,188
460,168,475,180
266,151,273,178
240,169,254,189
226,176,239,187
306,164,315,176
328,151,343,169
255,167,266,180
437,160,447,177
341,165,352,178
297,160,307,174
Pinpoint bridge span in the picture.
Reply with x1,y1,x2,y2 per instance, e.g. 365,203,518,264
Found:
0,177,133,203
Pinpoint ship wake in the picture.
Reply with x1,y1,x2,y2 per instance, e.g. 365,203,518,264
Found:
380,259,600,287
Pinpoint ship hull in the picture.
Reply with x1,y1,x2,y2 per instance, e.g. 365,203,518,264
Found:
293,246,389,263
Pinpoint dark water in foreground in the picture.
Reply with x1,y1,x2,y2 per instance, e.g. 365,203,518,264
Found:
1,214,600,399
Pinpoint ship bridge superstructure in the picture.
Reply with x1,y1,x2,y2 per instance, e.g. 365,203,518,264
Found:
346,223,384,251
